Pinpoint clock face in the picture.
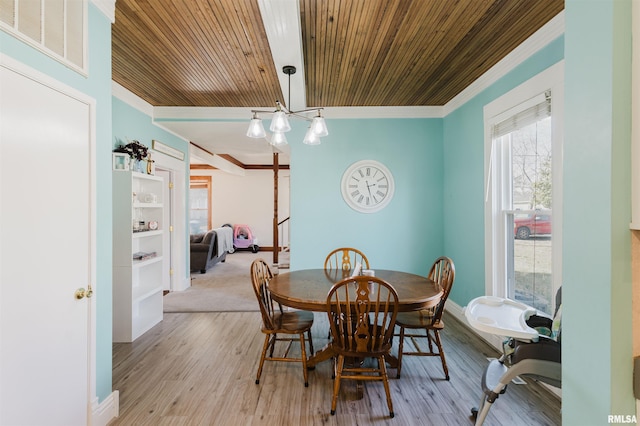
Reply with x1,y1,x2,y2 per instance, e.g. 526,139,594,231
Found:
341,160,395,213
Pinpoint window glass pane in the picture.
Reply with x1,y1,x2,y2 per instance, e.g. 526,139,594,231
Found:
510,118,552,210
506,117,553,314
189,187,209,235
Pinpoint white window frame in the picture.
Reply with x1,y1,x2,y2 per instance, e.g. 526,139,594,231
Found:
0,0,88,75
483,61,564,306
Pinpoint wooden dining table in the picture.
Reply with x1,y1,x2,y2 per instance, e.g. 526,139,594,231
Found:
269,268,443,368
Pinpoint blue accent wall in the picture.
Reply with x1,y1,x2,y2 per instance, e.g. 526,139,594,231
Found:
442,37,564,307
111,98,191,284
563,0,634,422
112,98,189,155
290,118,443,276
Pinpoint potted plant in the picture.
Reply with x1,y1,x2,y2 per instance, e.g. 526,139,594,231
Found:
113,140,149,172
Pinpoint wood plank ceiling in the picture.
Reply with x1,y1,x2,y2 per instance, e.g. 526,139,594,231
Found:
112,0,564,109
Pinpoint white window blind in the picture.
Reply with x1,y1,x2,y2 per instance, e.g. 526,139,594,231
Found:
492,91,551,138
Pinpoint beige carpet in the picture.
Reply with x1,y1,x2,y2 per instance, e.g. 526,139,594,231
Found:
163,251,271,312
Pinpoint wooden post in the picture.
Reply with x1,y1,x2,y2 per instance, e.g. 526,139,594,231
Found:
273,152,279,266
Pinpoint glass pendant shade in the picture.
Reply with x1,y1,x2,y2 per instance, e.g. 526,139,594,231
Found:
303,128,321,145
246,117,266,138
310,116,328,137
270,111,291,133
270,131,288,146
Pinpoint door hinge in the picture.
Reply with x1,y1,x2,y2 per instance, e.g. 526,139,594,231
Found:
169,225,174,232
168,181,174,189
169,269,174,276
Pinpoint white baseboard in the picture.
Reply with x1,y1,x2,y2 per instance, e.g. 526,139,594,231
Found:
91,391,119,426
173,276,191,292
446,300,504,351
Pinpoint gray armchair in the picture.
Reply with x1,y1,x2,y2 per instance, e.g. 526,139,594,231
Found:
190,230,226,273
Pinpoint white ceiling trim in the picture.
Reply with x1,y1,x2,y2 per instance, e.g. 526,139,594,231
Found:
153,105,443,120
443,10,565,116
112,81,154,117
258,0,307,112
154,106,254,120
321,106,443,119
189,145,245,176
91,0,116,23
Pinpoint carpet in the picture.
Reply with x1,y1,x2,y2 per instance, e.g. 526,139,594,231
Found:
163,251,268,312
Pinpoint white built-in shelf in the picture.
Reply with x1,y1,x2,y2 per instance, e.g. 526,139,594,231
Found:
113,170,166,343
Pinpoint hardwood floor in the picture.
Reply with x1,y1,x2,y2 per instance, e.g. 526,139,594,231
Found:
110,311,561,425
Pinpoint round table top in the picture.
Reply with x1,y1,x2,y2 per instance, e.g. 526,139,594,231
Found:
269,269,442,312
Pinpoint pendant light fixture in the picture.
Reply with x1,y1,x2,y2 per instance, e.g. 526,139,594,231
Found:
246,65,328,146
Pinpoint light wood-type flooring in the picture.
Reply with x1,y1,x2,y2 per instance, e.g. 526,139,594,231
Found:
110,310,561,425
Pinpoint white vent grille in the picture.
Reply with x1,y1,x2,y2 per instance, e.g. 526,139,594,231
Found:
0,0,86,74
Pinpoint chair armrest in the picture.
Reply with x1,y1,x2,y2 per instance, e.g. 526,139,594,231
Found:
190,243,211,253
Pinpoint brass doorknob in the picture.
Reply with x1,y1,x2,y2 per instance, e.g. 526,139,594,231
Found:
75,286,93,300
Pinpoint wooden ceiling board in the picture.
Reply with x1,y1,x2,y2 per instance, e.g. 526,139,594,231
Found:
299,0,562,107
113,0,283,107
112,0,564,108
416,0,563,105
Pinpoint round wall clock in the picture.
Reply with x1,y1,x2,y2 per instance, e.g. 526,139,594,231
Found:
341,160,395,213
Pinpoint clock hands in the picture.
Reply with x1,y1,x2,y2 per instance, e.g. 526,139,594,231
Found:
365,180,379,204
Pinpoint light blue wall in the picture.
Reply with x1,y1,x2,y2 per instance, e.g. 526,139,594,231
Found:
111,98,191,287
290,118,443,275
1,4,114,401
563,0,634,422
112,98,189,156
442,37,564,307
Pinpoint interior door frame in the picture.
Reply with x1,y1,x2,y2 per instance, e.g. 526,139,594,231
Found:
152,150,189,291
0,53,97,423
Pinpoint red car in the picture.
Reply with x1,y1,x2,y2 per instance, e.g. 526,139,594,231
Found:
514,212,552,239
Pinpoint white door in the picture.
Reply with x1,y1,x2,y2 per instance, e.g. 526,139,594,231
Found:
0,59,93,425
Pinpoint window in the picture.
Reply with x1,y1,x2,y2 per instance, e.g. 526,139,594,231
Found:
189,176,211,235
0,0,87,74
484,63,563,316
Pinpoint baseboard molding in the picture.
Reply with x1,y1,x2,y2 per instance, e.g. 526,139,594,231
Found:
446,300,504,351
91,391,119,426
174,276,191,292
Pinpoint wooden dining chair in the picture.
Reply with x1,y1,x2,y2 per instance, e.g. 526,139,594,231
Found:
326,275,399,418
395,256,455,380
250,258,315,387
324,247,370,275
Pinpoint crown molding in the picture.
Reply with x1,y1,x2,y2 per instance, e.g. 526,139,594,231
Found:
153,105,442,120
112,81,154,117
443,10,565,116
112,10,565,121
90,0,116,23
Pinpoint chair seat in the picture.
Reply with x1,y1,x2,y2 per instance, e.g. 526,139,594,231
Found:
251,258,315,387
269,310,314,333
396,311,444,330
395,256,455,381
